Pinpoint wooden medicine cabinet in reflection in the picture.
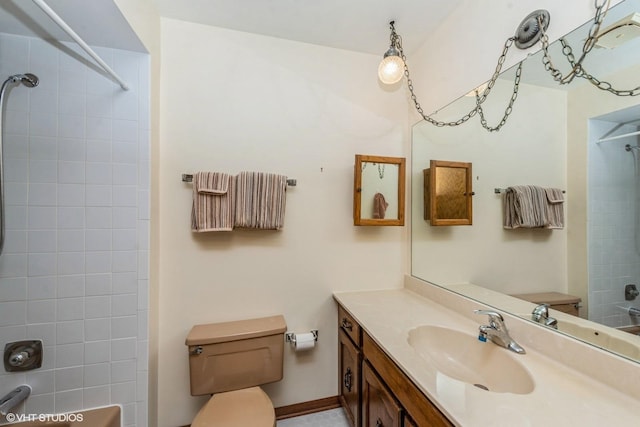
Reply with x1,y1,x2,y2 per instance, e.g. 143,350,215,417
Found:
424,160,473,226
354,154,405,226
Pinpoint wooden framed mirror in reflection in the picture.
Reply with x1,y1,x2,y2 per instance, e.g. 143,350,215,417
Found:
354,154,406,226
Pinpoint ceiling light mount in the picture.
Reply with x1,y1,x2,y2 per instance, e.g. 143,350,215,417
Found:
515,9,550,49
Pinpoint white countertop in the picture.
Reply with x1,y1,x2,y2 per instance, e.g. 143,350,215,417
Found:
334,286,640,427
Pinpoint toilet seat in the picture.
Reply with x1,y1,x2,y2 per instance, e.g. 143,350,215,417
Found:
191,386,276,427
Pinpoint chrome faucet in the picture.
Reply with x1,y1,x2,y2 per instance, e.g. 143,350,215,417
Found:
0,385,31,416
474,309,526,354
531,304,558,329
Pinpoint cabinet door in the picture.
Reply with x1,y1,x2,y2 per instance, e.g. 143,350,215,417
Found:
362,361,402,427
339,329,361,427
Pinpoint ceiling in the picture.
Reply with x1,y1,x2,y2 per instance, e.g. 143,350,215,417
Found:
0,0,464,56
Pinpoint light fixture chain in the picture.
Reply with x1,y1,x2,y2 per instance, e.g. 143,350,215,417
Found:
399,35,521,129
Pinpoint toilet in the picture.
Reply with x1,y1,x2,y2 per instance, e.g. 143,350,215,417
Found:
185,315,287,427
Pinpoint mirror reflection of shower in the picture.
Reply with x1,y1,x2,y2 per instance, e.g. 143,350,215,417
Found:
0,73,40,255
625,142,640,255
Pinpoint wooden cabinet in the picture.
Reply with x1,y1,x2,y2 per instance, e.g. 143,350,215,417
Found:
337,303,453,427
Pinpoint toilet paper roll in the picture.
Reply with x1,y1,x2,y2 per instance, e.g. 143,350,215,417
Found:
294,333,316,351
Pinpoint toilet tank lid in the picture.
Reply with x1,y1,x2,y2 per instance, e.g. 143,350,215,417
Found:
185,315,287,346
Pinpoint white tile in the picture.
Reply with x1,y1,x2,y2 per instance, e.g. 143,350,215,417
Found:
28,253,57,276
87,94,112,118
86,229,112,251
6,182,28,205
84,362,111,387
0,277,27,301
29,112,57,137
6,110,29,135
111,360,136,383
138,130,150,161
111,382,136,406
113,229,136,251
111,316,137,339
30,88,58,114
55,343,84,368
57,297,85,321
137,310,147,340
86,207,112,228
58,184,85,206
137,280,148,310
29,160,57,183
4,135,29,159
27,300,55,324
5,230,27,253
58,139,86,161
138,161,149,189
87,141,112,163
7,206,28,229
56,320,84,344
58,161,85,184
112,294,137,317
86,162,112,184
113,186,137,207
138,190,149,219
29,207,56,229
29,136,57,160
27,276,56,300
59,93,85,116
58,230,85,252
0,301,26,326
59,115,85,139
57,275,84,298
136,340,148,371
28,183,57,206
113,142,138,164
137,221,149,250
56,207,85,228
113,251,137,273
26,323,55,346
0,325,26,344
112,164,137,185
138,251,148,280
112,273,136,294
28,230,57,253
111,337,136,361
25,393,55,415
113,120,137,142
84,318,110,342
55,366,83,391
113,91,138,121
86,117,112,140
86,274,111,296
0,253,28,278
57,252,85,275
86,251,111,274
86,185,112,206
85,296,111,319
85,341,110,365
83,386,110,409
113,207,136,228
6,158,29,182
54,389,83,413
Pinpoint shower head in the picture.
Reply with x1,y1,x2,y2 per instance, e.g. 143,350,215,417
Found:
11,73,39,88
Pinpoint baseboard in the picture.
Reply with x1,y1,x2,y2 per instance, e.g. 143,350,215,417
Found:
275,396,341,420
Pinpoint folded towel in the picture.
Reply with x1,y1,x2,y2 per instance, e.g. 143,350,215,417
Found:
503,185,547,229
544,188,564,229
373,192,388,219
191,172,235,232
235,172,287,230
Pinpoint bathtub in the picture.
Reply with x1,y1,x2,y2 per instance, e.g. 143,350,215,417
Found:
3,406,120,427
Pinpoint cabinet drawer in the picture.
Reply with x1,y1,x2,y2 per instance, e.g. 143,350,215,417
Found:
363,361,402,427
339,305,362,346
339,329,361,427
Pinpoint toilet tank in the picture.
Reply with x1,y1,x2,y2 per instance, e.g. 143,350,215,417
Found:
185,315,286,396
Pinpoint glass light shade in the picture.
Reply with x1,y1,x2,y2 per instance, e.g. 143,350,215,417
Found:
378,54,405,84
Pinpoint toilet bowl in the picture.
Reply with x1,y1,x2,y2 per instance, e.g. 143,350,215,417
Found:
185,315,287,426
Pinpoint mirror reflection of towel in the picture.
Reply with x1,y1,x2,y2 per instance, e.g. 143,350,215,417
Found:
373,192,388,219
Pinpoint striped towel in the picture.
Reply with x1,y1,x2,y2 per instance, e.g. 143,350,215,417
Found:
191,172,235,232
235,172,287,230
503,185,548,229
544,188,564,229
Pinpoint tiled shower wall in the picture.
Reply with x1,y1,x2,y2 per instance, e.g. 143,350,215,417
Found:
0,34,149,427
588,120,640,328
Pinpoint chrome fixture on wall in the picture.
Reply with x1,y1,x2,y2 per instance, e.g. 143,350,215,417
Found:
380,0,639,132
0,73,39,256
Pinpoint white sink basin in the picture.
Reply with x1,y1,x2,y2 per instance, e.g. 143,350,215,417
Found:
407,325,535,394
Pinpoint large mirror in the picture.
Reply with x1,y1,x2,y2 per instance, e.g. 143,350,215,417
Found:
412,0,640,362
354,154,406,226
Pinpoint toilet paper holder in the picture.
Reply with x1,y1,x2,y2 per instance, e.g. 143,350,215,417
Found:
285,330,318,344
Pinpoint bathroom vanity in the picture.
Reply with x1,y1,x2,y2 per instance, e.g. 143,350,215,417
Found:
335,277,640,427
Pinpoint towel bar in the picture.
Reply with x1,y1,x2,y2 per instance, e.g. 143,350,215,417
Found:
494,187,565,194
182,173,296,186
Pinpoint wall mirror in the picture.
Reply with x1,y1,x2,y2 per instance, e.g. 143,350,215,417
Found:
412,0,640,364
424,160,473,226
354,154,405,226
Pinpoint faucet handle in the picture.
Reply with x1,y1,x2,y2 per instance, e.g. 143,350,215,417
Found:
474,309,504,323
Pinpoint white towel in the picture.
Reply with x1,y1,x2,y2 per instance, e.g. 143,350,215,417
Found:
235,172,287,230
191,172,235,232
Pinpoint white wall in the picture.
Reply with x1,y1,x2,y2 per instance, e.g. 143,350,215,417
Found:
411,79,568,294
157,18,409,427
0,34,150,426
